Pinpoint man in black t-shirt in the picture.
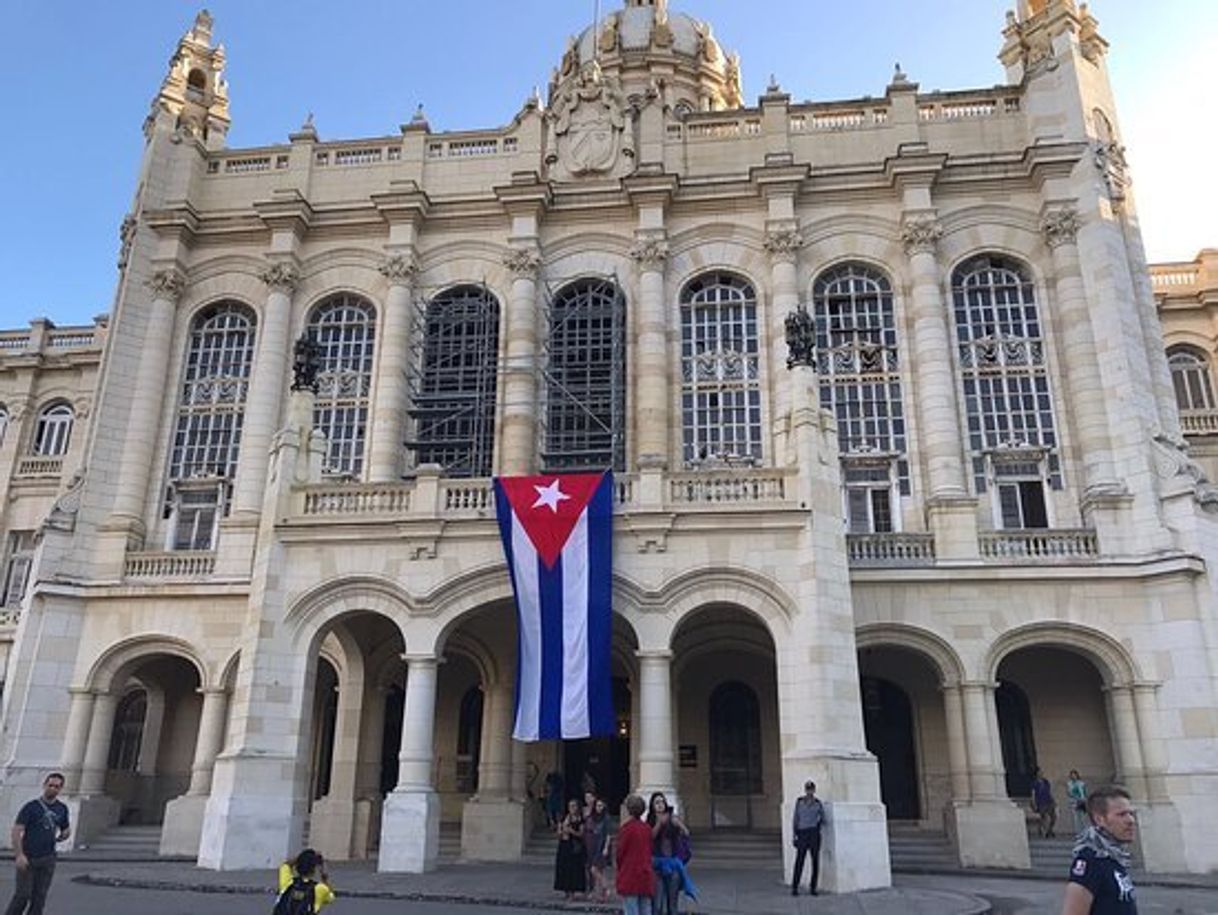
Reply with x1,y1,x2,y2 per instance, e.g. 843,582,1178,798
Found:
1061,785,1138,915
5,772,71,915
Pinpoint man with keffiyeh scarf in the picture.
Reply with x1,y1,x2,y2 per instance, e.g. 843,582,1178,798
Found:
1061,786,1139,915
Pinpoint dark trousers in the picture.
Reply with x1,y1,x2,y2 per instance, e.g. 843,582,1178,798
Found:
792,827,821,892
5,856,56,915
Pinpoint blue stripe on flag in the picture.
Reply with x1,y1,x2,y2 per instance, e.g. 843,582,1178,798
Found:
538,552,566,740
586,473,615,737
494,481,527,737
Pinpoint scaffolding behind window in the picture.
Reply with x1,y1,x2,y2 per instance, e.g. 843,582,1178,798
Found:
680,272,762,467
813,263,909,494
543,277,626,472
407,285,499,477
308,295,376,477
952,255,1061,492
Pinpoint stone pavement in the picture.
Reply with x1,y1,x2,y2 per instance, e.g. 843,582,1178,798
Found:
75,859,991,915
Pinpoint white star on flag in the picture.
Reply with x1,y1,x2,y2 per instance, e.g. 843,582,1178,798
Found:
532,478,571,513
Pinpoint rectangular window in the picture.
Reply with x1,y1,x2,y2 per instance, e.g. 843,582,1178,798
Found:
996,480,1048,529
2,532,35,609
843,463,896,533
169,486,223,551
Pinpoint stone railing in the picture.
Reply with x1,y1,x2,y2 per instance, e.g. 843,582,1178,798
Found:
846,532,936,567
46,330,97,349
0,332,27,351
15,456,63,478
301,482,412,516
124,551,216,579
667,469,790,505
979,529,1099,561
441,479,493,513
1181,410,1218,436
1151,265,1201,289
918,92,1021,121
678,117,763,141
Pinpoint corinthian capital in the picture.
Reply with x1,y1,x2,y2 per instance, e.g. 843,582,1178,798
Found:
379,253,419,285
763,228,803,264
1040,206,1081,249
146,268,186,303
503,247,542,278
259,261,300,294
900,216,943,257
629,238,670,269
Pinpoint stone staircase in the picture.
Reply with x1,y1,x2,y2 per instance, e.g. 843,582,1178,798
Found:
70,824,192,862
886,823,1084,879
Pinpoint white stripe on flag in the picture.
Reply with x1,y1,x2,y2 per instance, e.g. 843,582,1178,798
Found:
561,508,590,738
511,512,542,741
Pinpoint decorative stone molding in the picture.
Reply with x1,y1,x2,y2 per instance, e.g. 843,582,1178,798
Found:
763,228,803,264
502,248,542,278
900,216,943,257
545,62,636,181
1041,207,1081,249
629,238,670,269
259,261,300,294
379,253,419,285
1152,434,1218,513
117,214,138,270
43,467,86,533
146,268,187,303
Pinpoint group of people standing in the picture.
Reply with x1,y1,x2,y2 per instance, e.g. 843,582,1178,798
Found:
552,787,696,914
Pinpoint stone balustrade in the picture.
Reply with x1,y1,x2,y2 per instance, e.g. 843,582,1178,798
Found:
846,532,936,567
15,456,63,478
666,468,791,505
1180,410,1218,436
978,528,1099,561
301,482,413,516
124,551,217,579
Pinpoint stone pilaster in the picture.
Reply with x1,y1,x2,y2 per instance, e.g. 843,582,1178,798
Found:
67,691,122,848
499,247,542,475
367,253,417,481
630,235,670,467
160,687,230,857
461,680,528,861
58,688,96,793
379,655,440,873
764,225,802,466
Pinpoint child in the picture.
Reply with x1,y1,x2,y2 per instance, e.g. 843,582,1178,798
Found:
615,794,655,915
275,848,335,913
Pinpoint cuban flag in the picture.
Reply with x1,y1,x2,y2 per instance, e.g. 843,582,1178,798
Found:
493,472,615,742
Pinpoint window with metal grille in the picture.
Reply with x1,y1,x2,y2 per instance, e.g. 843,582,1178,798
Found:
308,296,376,477
32,403,73,456
813,263,909,494
2,531,35,609
952,255,1061,492
1168,346,1216,412
169,303,256,485
543,278,626,472
680,272,762,467
407,285,499,477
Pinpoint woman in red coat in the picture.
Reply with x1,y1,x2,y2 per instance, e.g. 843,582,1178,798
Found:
615,794,656,914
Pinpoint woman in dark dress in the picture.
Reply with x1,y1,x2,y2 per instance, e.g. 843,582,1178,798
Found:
554,797,587,900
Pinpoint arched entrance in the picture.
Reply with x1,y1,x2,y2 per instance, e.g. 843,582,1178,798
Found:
860,677,920,820
673,605,779,831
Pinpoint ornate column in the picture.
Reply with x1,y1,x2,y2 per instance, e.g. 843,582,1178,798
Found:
78,692,119,795
500,248,542,475
367,253,417,481
109,268,186,531
379,654,440,872
231,260,298,516
631,235,671,466
764,226,803,465
1040,207,1124,498
940,683,971,802
635,650,677,806
59,688,96,793
187,688,230,795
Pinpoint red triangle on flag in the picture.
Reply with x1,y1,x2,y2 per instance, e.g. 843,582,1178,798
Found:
498,473,604,569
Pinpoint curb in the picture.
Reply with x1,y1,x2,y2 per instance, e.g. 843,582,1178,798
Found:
893,864,1218,891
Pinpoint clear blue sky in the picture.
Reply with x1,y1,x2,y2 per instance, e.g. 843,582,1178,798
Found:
1,1,1213,327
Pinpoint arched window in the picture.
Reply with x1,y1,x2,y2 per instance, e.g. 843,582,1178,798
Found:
1168,346,1215,413
812,263,908,533
995,679,1038,799
543,278,626,472
32,403,73,457
952,255,1060,527
167,303,256,549
708,681,762,795
679,272,762,467
308,295,376,477
408,285,499,477
108,688,148,772
456,686,484,793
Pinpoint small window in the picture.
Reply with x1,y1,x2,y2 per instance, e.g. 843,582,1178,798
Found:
186,69,207,100
2,531,35,609
168,483,224,551
843,462,896,534
992,458,1049,529
32,404,73,456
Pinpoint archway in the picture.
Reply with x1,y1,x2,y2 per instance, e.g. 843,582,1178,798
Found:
860,677,920,820
672,604,779,831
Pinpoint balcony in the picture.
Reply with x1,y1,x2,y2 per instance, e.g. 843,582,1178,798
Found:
846,533,936,567
1180,410,1218,436
14,456,63,479
978,528,1099,561
124,551,217,580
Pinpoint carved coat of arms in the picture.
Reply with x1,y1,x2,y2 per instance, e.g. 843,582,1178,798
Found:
546,61,636,181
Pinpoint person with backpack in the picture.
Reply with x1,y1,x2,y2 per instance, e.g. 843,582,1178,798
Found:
275,848,335,914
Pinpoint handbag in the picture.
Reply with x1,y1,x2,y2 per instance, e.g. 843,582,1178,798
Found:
675,832,692,864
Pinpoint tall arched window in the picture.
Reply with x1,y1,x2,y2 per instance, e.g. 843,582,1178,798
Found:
679,272,762,467
308,295,376,477
813,263,908,533
408,285,499,477
952,255,1060,528
995,679,1038,799
108,688,148,772
543,278,626,472
32,403,73,456
1168,346,1215,413
456,686,484,793
708,681,762,795
167,303,256,549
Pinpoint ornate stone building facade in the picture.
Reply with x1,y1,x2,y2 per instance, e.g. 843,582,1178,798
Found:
2,0,1218,889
